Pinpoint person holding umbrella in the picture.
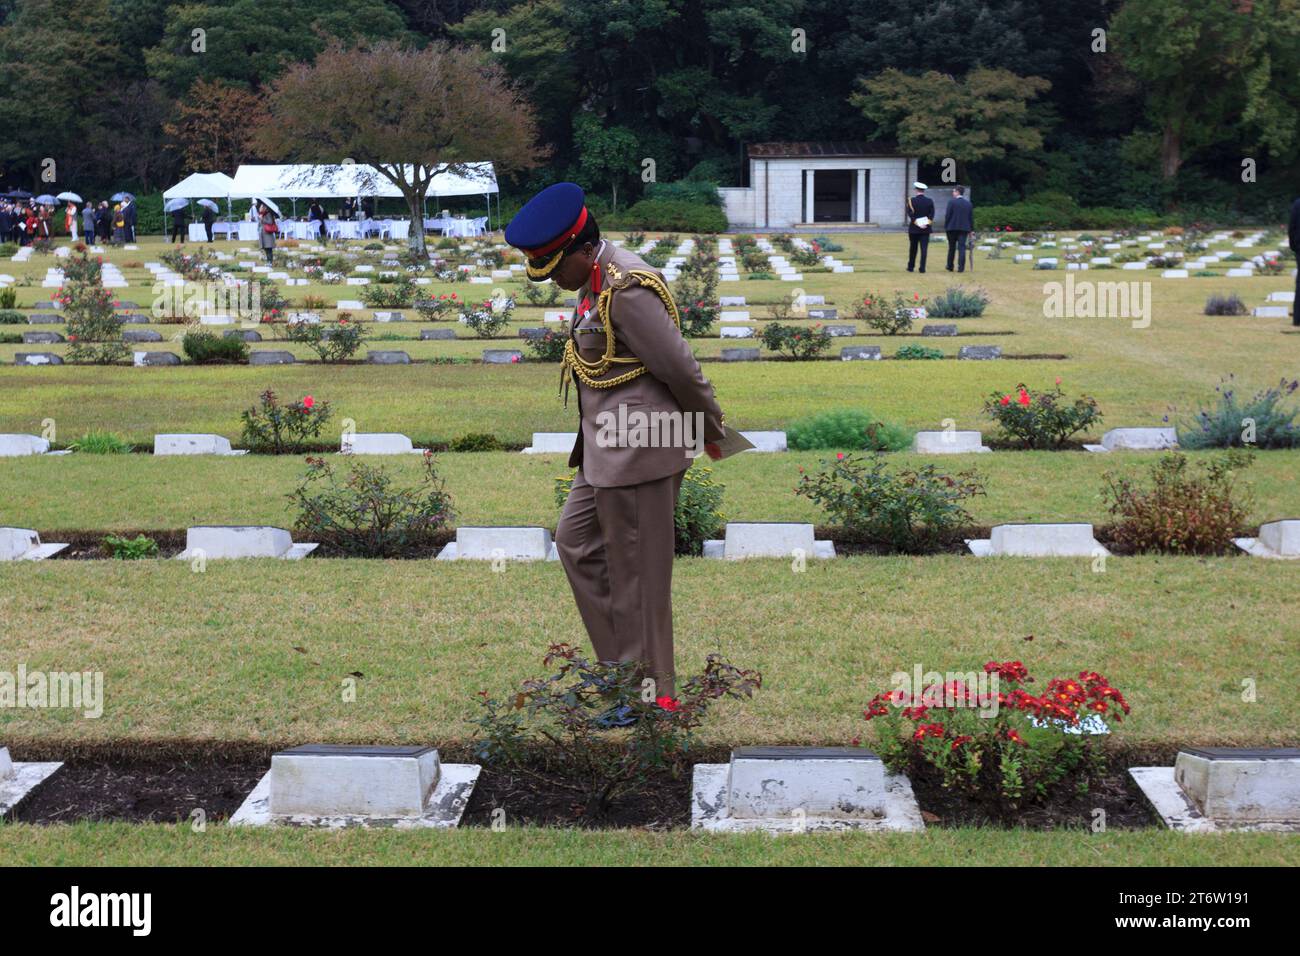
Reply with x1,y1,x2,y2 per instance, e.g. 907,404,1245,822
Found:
199,199,218,243
256,200,279,265
82,202,95,245
165,199,189,244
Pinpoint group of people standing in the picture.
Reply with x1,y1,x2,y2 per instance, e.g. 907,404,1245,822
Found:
904,182,974,273
0,199,54,244
0,198,133,245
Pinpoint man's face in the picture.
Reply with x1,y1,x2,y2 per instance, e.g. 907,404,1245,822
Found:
548,242,596,291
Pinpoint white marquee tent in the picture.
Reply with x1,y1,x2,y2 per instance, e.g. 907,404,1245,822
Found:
162,171,236,200
229,163,497,199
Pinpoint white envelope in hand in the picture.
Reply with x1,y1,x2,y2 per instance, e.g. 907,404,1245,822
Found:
915,216,931,228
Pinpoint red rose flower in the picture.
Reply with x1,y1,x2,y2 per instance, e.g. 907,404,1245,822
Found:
656,695,680,712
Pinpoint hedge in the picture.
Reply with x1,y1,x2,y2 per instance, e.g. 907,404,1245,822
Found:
977,202,1169,232
607,198,728,233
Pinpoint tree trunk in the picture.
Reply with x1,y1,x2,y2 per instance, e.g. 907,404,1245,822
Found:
405,188,427,258
1160,122,1182,179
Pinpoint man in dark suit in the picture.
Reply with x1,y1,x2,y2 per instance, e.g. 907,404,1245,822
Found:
906,182,934,273
121,197,136,242
944,186,974,273
1289,194,1300,326
202,204,216,242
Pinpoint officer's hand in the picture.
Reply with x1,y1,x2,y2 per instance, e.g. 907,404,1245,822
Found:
704,442,722,460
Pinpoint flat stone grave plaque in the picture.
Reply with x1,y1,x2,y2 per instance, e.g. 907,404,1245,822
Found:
922,324,958,336
249,350,296,365
420,328,456,340
367,350,411,364
958,345,1001,360
720,348,759,362
15,352,63,365
841,346,881,361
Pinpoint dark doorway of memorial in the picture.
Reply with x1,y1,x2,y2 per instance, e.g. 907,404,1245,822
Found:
813,169,856,222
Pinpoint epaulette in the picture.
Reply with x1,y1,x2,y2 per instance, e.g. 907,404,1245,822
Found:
604,260,640,290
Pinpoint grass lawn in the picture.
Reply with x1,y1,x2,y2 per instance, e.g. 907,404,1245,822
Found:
1,557,1294,749
1,448,1298,532
2,230,1297,866
1,823,1294,866
2,231,1298,448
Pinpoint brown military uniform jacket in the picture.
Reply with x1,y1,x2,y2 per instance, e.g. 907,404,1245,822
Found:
566,242,725,487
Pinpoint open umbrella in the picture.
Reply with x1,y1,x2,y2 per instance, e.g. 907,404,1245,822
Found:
56,191,82,203
253,197,282,217
4,189,32,199
164,198,189,213
111,191,134,202
197,199,220,212
34,194,58,206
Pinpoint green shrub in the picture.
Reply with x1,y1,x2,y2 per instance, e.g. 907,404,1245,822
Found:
0,308,24,324
861,661,1129,808
286,318,368,362
415,293,460,320
1177,376,1299,449
983,382,1102,448
0,287,17,309
101,534,159,559
450,432,502,452
642,180,722,207
290,452,454,557
521,282,561,307
472,643,760,819
556,464,724,556
851,290,923,334
361,277,415,308
928,286,991,318
895,344,944,360
524,324,569,362
461,299,512,338
183,330,249,364
239,389,332,454
0,242,18,258
613,198,727,233
673,247,719,337
759,321,832,360
0,331,20,343
69,430,133,454
796,453,986,554
62,252,128,364
1102,451,1253,555
787,409,911,452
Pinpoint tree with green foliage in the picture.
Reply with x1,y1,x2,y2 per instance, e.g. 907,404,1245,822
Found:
572,113,640,212
144,0,411,94
1112,0,1300,178
852,67,1051,181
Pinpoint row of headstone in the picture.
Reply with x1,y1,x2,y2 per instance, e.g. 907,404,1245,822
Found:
702,523,835,560
14,735,1289,833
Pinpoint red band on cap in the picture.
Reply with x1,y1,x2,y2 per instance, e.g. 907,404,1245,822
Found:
524,206,588,259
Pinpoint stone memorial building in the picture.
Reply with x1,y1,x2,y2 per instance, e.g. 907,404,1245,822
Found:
719,142,922,229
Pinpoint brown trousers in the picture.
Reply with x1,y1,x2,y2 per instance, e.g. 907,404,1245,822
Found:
555,467,685,696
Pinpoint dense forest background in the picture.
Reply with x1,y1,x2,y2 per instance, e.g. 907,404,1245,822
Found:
0,0,1296,223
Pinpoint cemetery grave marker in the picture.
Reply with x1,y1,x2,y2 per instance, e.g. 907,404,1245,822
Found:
154,434,246,456
841,345,881,361
15,353,64,365
702,522,834,560
957,345,1001,360
483,349,523,364
1234,519,1300,559
522,433,578,454
249,351,296,365
1131,748,1300,832
691,747,924,833
0,747,64,819
176,526,318,560
341,433,422,455
1082,427,1178,453
230,744,480,829
436,527,555,561
967,523,1108,557
366,350,412,364
912,431,991,454
0,528,69,560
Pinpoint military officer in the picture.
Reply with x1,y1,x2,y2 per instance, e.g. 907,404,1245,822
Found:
504,183,726,697
906,181,935,273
